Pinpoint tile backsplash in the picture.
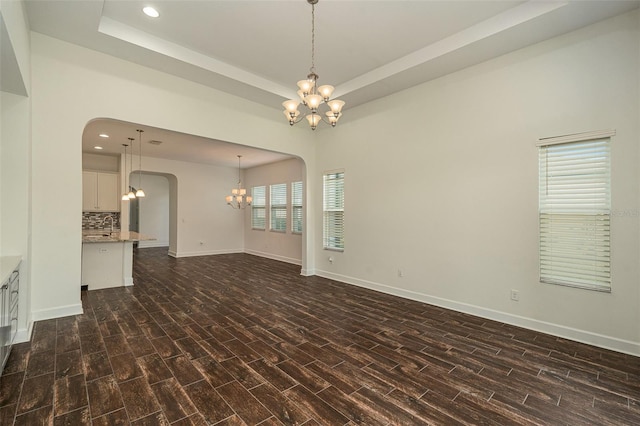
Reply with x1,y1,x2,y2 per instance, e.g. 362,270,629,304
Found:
82,212,121,230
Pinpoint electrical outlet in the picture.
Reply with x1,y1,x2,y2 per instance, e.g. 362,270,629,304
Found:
510,289,520,301
328,256,334,264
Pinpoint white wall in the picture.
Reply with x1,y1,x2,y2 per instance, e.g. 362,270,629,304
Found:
123,155,245,257
315,11,640,354
1,91,31,341
244,158,304,265
0,0,31,341
0,0,31,96
137,173,170,248
29,32,316,321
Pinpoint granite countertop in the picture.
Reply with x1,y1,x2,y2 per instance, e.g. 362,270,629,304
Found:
82,230,156,243
0,256,22,284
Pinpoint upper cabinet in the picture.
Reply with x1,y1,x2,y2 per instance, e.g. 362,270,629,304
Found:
83,171,119,212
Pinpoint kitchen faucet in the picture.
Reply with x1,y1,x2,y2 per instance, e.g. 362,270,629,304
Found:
102,216,115,234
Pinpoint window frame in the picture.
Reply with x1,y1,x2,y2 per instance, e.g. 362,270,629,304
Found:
291,181,303,234
269,183,287,233
323,170,345,251
251,185,266,231
537,130,613,292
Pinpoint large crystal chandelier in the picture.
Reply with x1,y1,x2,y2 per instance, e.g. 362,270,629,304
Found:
282,0,345,130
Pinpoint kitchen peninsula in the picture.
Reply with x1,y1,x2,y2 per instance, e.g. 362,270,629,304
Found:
81,231,155,290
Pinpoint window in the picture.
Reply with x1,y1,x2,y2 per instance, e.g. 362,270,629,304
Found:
251,186,266,230
323,171,344,250
292,181,303,234
538,134,611,291
270,183,287,232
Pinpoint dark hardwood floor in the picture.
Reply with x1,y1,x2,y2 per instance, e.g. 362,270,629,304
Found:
1,247,640,425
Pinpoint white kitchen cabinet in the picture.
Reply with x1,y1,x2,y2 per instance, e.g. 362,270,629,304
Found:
1,258,20,373
83,171,119,212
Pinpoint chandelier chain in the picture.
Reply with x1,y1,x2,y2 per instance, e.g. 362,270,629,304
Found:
310,2,315,74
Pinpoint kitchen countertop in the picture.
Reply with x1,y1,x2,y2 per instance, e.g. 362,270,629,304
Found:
1,256,22,284
82,231,156,243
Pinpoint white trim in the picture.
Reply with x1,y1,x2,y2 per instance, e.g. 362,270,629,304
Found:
244,249,301,266
171,249,244,258
315,269,640,356
300,268,315,277
168,250,178,258
124,277,134,286
31,303,83,322
137,241,169,248
14,322,34,344
537,129,615,146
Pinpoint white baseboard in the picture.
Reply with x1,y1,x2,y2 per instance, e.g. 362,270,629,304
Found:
315,269,640,357
171,249,244,258
300,268,315,277
14,322,34,344
31,303,84,322
244,249,301,266
124,277,134,286
138,241,169,248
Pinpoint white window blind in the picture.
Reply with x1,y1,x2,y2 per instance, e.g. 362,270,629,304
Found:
270,183,287,232
539,138,611,291
251,186,266,230
323,171,344,251
292,181,303,234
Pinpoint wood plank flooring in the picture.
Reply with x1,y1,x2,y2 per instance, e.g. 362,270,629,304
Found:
2,247,640,425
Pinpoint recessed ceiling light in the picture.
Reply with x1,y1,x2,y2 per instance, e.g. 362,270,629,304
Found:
99,133,109,138
143,6,159,18
94,146,104,150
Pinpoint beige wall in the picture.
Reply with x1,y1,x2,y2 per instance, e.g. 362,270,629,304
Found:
314,11,640,353
243,158,305,265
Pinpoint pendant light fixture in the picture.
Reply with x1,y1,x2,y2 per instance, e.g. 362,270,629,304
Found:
225,155,252,209
127,137,136,199
282,0,345,130
135,129,146,197
121,143,130,201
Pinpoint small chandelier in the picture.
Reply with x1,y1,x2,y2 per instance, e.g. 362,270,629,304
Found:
121,141,131,201
135,129,146,197
127,137,136,199
282,0,345,130
226,155,252,209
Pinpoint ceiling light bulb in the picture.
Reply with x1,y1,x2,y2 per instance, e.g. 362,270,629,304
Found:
135,189,145,197
143,6,159,18
94,146,103,150
99,133,109,138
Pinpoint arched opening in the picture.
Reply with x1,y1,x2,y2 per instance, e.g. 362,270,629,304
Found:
82,118,307,271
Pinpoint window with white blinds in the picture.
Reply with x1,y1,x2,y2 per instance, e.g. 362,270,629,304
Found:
538,138,611,291
270,183,287,232
251,186,266,230
292,181,303,234
323,171,344,251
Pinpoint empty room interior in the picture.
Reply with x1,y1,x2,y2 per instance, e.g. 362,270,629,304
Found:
1,0,640,424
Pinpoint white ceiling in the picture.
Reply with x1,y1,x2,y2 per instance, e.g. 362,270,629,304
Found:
25,0,640,167
83,119,294,168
